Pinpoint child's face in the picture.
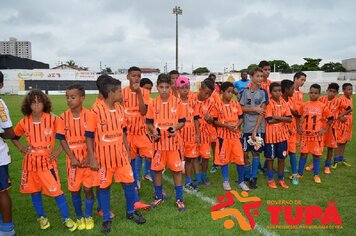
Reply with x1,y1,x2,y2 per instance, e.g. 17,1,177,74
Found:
111,86,122,102
127,71,141,85
197,86,213,101
285,86,294,97
271,86,282,100
157,82,171,99
170,74,179,88
142,84,152,93
344,85,353,96
262,66,271,79
30,96,44,114
66,89,84,110
251,71,264,85
222,87,234,101
309,87,320,101
295,76,306,87
178,85,190,99
327,88,338,99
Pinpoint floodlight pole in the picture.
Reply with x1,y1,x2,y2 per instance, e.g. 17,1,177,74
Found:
173,6,182,71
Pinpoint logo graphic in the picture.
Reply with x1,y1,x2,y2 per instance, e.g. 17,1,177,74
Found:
211,190,262,231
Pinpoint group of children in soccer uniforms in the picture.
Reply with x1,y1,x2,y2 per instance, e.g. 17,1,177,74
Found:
1,64,353,235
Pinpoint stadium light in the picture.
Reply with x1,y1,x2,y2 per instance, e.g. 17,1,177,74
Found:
173,6,183,71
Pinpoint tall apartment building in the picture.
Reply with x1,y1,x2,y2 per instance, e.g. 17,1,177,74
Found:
0,37,32,59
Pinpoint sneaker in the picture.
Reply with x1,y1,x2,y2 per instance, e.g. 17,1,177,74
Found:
85,217,94,230
248,178,258,189
210,165,219,173
239,182,250,191
63,218,77,232
324,167,331,174
37,216,50,230
101,220,112,234
313,175,321,184
126,211,146,224
341,160,351,167
151,198,164,208
162,191,171,200
0,229,15,236
176,199,186,212
305,163,314,171
267,180,277,189
331,162,338,169
134,201,151,211
278,180,289,189
223,181,231,191
291,175,299,185
144,174,153,182
184,183,199,192
201,176,210,186
97,210,116,219
284,167,290,173
77,217,86,230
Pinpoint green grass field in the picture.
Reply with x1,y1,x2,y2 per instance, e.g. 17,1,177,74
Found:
3,94,356,236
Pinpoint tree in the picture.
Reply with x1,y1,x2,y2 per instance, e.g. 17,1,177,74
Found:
290,64,303,73
193,67,210,75
321,62,346,72
301,58,322,71
101,67,112,74
268,60,292,73
66,60,77,67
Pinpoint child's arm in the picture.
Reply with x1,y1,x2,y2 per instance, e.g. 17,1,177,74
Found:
169,121,185,137
123,131,131,162
59,139,81,167
84,136,99,171
194,119,200,145
242,105,265,115
252,103,267,141
49,145,63,162
133,85,147,116
338,107,352,121
318,117,333,135
1,127,15,139
267,116,292,124
11,138,31,154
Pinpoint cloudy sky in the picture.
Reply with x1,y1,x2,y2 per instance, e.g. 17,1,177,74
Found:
1,0,355,72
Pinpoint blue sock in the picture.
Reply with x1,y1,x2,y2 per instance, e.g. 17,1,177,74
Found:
154,185,163,199
201,172,207,180
325,160,331,167
185,177,192,184
71,193,83,218
267,169,274,180
144,158,150,176
251,157,260,178
100,188,111,222
55,194,70,220
244,165,251,179
175,186,183,201
195,173,202,182
333,156,339,163
0,222,14,232
236,165,244,184
298,157,307,175
313,158,321,176
96,189,102,211
278,173,284,180
85,199,94,218
339,156,344,162
133,186,140,203
221,165,229,182
31,192,46,217
289,153,297,174
135,156,143,181
130,159,138,187
123,184,135,214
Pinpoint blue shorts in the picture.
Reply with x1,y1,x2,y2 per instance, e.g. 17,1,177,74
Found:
242,133,265,153
265,141,288,159
0,165,11,191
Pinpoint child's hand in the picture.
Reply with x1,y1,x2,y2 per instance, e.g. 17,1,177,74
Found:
318,128,327,136
152,130,161,141
168,127,176,137
338,115,346,122
20,146,31,154
226,124,237,132
204,114,213,123
255,106,265,115
70,158,81,168
90,159,99,171
132,83,141,93
251,131,257,142
49,152,58,162
195,134,200,146
297,126,303,135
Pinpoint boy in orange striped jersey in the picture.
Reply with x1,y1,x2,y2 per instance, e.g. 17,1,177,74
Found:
265,82,292,189
86,77,146,234
146,74,186,212
211,82,248,191
175,76,201,191
56,84,96,230
332,83,353,168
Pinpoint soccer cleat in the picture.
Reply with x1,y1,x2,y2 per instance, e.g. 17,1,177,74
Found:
101,220,112,234
134,201,151,211
85,217,94,230
223,181,231,191
210,165,219,173
201,176,210,186
267,180,277,189
126,211,146,224
292,175,299,185
153,191,171,200
239,182,250,192
324,167,331,174
37,216,50,230
313,175,321,184
331,162,338,169
77,217,86,230
97,210,116,219
278,180,289,189
341,160,351,167
248,178,258,189
176,200,186,212
144,174,153,182
184,183,199,192
150,198,164,208
63,218,77,232
305,163,314,171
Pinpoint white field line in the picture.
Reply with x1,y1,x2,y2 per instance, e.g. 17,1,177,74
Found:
162,175,278,236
